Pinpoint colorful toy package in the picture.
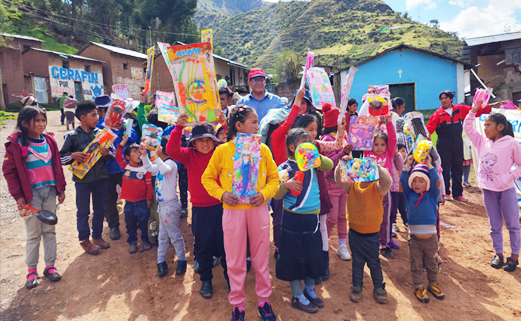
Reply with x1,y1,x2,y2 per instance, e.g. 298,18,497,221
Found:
69,128,117,179
412,134,433,163
366,94,390,116
156,91,180,124
232,133,261,204
144,46,155,93
104,99,126,129
306,67,336,109
348,115,376,151
473,88,492,108
295,142,321,171
339,158,379,183
167,42,221,126
141,124,164,151
300,50,314,89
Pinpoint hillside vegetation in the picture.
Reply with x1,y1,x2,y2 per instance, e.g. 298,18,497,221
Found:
203,0,463,69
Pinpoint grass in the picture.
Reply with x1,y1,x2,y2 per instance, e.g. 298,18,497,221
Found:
25,28,78,54
0,111,17,126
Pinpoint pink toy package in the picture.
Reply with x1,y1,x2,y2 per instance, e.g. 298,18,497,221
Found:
348,115,377,151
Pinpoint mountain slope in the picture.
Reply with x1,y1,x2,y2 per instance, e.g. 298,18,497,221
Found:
204,0,463,69
197,0,263,15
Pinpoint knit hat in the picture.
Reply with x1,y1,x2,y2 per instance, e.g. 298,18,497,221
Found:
408,164,430,191
94,95,111,108
322,103,340,128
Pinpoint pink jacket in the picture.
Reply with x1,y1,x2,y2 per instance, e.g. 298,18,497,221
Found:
464,112,521,192
391,153,404,192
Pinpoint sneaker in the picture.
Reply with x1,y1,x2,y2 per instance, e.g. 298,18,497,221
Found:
388,239,400,250
490,255,504,269
194,260,200,273
180,208,188,218
43,266,61,282
246,257,252,273
392,223,400,233
176,260,187,275
157,262,168,277
304,289,324,308
350,285,363,303
373,284,387,304
258,302,277,320
463,182,472,187
414,286,429,303
129,242,138,254
380,247,395,259
443,195,452,201
109,227,121,240
290,297,318,314
25,272,38,289
231,307,245,321
80,239,101,255
200,280,213,299
91,237,110,249
503,257,519,272
212,256,221,267
337,244,352,261
453,196,468,202
427,282,445,300
143,240,152,251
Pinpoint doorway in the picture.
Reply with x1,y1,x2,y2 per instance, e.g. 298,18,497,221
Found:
33,77,48,104
74,82,82,102
389,83,416,112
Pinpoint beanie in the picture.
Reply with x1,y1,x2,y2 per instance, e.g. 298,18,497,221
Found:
322,103,340,128
408,164,430,191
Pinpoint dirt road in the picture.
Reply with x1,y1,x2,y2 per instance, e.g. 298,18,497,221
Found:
1,111,520,321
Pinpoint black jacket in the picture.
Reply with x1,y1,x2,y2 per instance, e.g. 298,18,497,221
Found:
60,126,115,184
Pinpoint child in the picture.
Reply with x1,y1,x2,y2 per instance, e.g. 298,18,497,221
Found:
60,101,114,255
464,106,521,272
390,145,404,241
166,115,228,299
3,106,66,289
63,98,77,130
334,156,392,304
219,87,232,116
462,131,473,187
395,143,408,228
275,128,334,314
202,106,279,321
116,137,153,254
141,136,187,276
364,114,397,259
321,104,353,261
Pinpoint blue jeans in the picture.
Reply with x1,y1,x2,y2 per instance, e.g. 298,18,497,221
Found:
124,200,150,244
76,179,108,241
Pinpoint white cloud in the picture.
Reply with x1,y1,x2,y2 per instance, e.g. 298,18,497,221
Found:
448,0,475,7
405,0,434,10
425,2,438,11
439,1,521,38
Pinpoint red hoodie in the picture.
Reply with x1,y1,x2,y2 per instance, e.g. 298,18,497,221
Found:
3,132,66,203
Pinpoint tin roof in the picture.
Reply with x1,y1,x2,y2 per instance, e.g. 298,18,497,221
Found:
0,33,43,42
76,42,147,60
27,47,105,63
465,31,521,47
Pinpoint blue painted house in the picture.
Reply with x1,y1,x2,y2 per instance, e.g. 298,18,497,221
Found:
334,45,472,112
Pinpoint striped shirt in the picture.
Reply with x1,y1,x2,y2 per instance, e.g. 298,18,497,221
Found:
24,136,56,189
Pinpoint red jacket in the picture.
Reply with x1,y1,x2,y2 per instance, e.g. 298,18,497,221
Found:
271,104,300,166
115,145,152,202
3,132,66,203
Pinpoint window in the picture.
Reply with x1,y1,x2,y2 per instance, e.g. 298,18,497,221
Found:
506,48,521,65
84,65,91,72
62,61,69,69
22,45,30,53
123,63,128,70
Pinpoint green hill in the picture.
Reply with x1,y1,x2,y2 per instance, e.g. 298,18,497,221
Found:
202,0,463,69
197,0,263,15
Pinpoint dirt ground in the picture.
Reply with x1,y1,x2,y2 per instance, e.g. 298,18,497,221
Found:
1,110,521,321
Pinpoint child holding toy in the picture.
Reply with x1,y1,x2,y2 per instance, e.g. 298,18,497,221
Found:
202,106,279,321
3,106,67,289
464,104,521,272
274,128,334,314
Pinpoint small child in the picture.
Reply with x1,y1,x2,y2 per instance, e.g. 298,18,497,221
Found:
275,128,334,314
141,136,187,276
116,136,153,254
60,101,114,255
401,155,444,303
395,143,408,228
389,145,404,243
63,98,77,130
3,106,66,289
335,158,392,304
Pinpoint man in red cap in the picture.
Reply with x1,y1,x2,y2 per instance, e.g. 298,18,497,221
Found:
237,68,286,122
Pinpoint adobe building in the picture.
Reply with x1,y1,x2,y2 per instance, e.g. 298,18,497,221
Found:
22,47,104,103
76,42,147,100
0,33,43,108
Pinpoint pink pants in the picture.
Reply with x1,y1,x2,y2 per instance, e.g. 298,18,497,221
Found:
223,204,272,309
326,180,348,240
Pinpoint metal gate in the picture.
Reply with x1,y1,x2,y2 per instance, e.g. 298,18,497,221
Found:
34,77,48,104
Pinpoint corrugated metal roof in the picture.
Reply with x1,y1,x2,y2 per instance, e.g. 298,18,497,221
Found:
0,33,43,42
213,53,250,70
28,47,105,63
465,31,521,47
76,42,147,60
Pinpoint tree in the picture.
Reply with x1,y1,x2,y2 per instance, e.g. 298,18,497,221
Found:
214,45,227,58
403,11,409,19
429,19,439,28
269,49,301,84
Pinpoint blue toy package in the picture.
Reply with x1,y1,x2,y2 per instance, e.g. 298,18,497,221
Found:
339,157,379,182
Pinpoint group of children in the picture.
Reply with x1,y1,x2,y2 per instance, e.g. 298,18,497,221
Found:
3,85,521,321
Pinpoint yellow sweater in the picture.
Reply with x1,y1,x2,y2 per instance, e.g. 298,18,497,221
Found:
201,140,280,210
347,182,385,234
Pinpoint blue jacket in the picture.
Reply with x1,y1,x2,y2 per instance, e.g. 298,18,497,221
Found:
278,159,321,214
97,118,138,174
400,167,439,226
237,91,286,123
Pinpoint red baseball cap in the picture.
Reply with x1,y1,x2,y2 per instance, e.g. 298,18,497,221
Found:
248,68,266,80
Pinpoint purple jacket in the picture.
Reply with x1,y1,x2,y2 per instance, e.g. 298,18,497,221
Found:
314,141,333,215
3,132,66,203
321,133,346,180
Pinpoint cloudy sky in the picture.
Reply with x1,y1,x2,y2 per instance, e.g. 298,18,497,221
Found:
263,0,521,39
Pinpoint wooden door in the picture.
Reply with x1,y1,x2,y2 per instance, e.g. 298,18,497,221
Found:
389,83,416,112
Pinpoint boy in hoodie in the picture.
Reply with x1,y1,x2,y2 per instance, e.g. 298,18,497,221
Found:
60,101,115,255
